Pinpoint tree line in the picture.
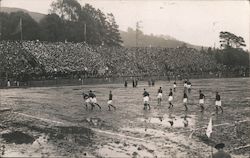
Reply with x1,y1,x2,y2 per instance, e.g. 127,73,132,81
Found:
0,0,123,46
205,31,249,73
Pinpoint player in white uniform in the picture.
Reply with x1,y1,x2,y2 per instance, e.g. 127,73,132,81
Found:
89,90,101,110
107,91,116,111
157,87,163,106
199,90,205,112
173,81,177,92
168,88,174,109
82,92,90,110
187,80,192,93
183,91,188,111
143,89,150,110
215,91,223,113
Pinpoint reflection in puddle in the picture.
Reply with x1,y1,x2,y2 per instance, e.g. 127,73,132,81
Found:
1,131,35,144
141,114,196,128
1,134,52,157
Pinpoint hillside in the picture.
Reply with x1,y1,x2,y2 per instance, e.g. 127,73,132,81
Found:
1,7,45,22
120,28,202,49
1,7,203,49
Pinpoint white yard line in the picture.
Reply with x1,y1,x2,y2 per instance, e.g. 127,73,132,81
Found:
13,112,65,125
230,144,250,151
91,128,151,143
176,120,250,135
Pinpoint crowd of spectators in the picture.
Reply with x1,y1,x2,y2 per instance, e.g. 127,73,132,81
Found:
0,40,228,83
0,41,43,79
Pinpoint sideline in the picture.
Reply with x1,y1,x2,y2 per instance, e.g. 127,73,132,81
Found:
174,120,250,136
13,112,65,125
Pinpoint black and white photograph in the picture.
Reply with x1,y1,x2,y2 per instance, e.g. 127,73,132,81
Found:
0,0,249,157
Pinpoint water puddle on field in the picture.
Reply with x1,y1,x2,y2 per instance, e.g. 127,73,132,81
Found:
97,136,165,158
1,131,35,144
0,133,57,157
140,114,196,128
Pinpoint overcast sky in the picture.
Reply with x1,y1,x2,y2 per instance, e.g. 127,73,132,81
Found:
2,0,250,50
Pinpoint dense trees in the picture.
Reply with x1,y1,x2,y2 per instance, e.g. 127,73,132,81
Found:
50,0,81,21
219,31,246,49
208,31,249,75
0,11,41,41
0,0,123,46
40,13,65,41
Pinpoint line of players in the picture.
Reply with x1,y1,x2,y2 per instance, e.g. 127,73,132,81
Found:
143,81,223,113
82,80,223,113
82,90,116,111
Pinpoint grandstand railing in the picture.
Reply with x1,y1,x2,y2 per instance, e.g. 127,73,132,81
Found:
0,72,248,88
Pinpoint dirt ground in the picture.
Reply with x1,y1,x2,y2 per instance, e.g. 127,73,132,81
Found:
0,78,249,157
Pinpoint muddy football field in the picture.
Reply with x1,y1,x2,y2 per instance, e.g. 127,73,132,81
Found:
0,78,249,157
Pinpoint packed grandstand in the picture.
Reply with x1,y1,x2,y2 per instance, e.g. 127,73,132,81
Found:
0,40,247,85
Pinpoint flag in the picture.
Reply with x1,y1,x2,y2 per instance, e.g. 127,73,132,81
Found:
206,117,213,138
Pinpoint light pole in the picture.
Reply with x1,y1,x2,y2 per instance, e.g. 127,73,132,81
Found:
0,0,2,40
0,0,2,12
135,21,142,48
83,23,86,43
54,68,57,85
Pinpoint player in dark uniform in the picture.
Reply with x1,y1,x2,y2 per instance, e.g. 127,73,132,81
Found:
187,80,192,93
183,116,189,127
82,92,90,110
143,89,150,110
148,79,151,86
89,90,101,110
215,91,223,113
107,91,116,111
199,90,205,112
184,80,187,88
157,87,163,106
124,80,128,88
184,80,188,93
168,88,174,109
183,91,188,111
173,81,177,92
151,79,155,86
132,79,135,88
